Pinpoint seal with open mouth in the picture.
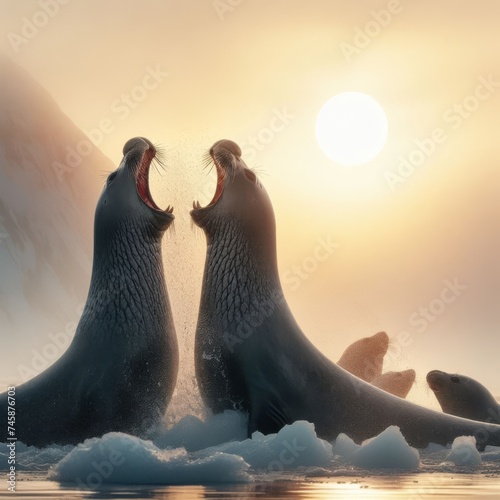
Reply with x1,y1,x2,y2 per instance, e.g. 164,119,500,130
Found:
191,139,500,448
1,137,178,447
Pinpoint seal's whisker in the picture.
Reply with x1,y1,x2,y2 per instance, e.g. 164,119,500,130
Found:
153,144,169,174
152,157,167,176
165,219,176,238
204,163,215,177
202,155,214,170
152,160,162,176
202,159,215,171
251,166,268,178
131,157,141,174
155,148,167,161
190,218,205,239
99,170,114,182
386,337,400,355
153,141,165,150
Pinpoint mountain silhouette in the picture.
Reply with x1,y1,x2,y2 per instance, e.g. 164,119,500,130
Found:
0,54,113,360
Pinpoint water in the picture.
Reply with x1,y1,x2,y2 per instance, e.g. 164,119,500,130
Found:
3,419,500,500
8,473,500,499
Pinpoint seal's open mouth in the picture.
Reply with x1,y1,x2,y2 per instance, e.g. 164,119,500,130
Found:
192,140,250,213
208,153,226,206
135,145,173,216
192,150,226,211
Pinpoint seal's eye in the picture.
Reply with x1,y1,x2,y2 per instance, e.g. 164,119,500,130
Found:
451,376,460,383
107,172,118,183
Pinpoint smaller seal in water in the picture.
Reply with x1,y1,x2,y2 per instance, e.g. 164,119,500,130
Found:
372,369,416,399
0,137,179,448
427,370,500,423
337,331,389,382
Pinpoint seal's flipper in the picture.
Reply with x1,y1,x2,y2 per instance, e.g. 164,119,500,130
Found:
249,398,291,437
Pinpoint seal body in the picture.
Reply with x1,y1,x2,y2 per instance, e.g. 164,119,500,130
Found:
427,370,500,423
0,138,178,447
191,139,500,448
337,331,389,382
371,369,416,398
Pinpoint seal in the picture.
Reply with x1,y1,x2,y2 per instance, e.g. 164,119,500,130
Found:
427,370,500,423
0,137,179,448
191,139,500,448
371,369,416,399
337,331,389,382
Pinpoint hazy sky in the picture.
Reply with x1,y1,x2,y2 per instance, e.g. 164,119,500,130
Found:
1,0,499,405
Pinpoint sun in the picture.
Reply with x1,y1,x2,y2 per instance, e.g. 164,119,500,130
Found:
315,92,388,166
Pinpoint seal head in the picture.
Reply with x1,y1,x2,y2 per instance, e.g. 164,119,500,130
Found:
372,369,416,399
96,137,174,234
337,331,390,382
427,370,499,423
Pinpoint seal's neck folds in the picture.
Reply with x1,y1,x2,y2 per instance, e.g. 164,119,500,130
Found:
78,222,168,343
201,217,282,332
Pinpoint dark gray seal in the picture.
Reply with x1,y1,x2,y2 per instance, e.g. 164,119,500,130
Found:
191,139,500,448
427,370,500,424
1,137,178,447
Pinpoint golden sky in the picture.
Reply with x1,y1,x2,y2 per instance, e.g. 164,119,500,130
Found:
1,0,499,405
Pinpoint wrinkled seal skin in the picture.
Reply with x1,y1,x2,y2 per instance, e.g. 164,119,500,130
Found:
0,137,178,447
191,139,500,448
427,370,500,423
